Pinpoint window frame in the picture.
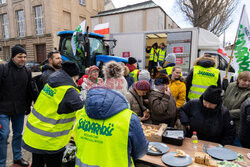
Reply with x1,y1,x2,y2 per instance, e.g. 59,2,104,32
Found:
16,10,25,37
2,14,9,39
34,5,44,35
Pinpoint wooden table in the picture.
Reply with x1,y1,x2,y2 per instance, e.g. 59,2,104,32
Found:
137,138,250,167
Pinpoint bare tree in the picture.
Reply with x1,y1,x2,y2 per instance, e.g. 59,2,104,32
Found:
176,0,238,36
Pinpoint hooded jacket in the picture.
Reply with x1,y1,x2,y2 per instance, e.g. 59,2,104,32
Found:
239,97,250,148
179,95,235,145
22,70,84,154
0,59,32,115
223,82,250,135
83,88,148,166
186,57,221,101
40,64,56,89
169,76,186,108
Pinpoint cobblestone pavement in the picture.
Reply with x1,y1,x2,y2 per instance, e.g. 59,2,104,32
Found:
6,116,32,167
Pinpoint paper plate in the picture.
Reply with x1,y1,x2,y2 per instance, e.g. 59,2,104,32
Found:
162,152,192,167
207,147,238,161
147,142,169,156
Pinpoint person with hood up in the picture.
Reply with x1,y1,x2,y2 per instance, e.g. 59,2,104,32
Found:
123,65,134,89
179,85,235,145
159,53,176,76
22,61,84,167
73,87,148,167
186,54,221,101
126,57,139,82
80,65,104,100
126,80,151,122
103,61,128,96
40,49,62,89
223,71,250,146
148,73,177,126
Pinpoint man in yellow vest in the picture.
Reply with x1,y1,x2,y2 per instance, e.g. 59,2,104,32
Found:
158,43,167,67
159,53,176,76
73,87,148,167
147,43,158,77
186,54,221,101
22,61,84,167
126,57,139,82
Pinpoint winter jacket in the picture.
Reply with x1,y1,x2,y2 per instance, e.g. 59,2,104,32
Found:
82,88,148,166
0,59,32,116
126,87,147,117
169,77,186,108
40,64,55,89
223,82,250,135
105,77,128,96
239,97,250,148
179,95,235,145
186,57,221,101
22,69,84,154
148,89,177,126
77,74,88,86
124,75,134,89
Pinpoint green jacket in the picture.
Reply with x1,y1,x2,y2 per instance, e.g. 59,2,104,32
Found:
223,82,250,134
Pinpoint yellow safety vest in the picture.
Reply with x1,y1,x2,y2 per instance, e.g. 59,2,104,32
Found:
158,49,166,62
130,69,139,82
149,48,158,62
23,84,79,151
73,107,134,167
164,66,174,75
188,65,219,99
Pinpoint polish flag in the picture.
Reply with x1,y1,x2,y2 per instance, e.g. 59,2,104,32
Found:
218,48,227,56
94,23,109,35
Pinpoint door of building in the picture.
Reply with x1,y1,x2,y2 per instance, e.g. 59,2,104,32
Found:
36,44,46,63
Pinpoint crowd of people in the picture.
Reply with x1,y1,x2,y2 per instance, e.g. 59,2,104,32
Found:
0,44,249,167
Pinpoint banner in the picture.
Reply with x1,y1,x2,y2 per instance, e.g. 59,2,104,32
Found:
94,23,109,35
232,5,250,72
71,20,86,56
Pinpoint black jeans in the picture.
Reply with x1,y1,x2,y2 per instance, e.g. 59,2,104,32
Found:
31,151,64,167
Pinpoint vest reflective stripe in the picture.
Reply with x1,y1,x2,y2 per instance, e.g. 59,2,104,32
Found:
158,49,166,62
26,121,74,137
73,107,134,167
23,84,79,151
188,65,219,99
31,108,75,125
130,69,139,82
165,66,174,75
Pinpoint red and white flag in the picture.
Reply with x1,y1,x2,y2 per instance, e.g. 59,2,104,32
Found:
218,48,227,56
94,23,109,35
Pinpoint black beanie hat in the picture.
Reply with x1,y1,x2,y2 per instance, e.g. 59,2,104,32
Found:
62,61,80,77
128,57,137,65
11,44,26,58
203,85,222,104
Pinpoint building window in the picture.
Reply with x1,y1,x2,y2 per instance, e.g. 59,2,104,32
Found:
34,5,43,35
79,0,85,5
0,0,6,4
2,14,9,39
17,10,25,37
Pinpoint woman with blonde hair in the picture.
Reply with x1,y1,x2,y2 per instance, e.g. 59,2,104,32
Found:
223,71,250,146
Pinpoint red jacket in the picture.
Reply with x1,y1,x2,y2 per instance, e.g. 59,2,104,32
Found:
77,75,88,86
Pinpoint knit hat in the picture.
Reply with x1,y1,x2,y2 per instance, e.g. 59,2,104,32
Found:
128,57,137,65
203,85,222,104
11,44,26,58
165,53,176,64
88,65,99,75
62,61,80,77
138,70,150,81
103,61,124,79
154,73,169,86
134,80,151,91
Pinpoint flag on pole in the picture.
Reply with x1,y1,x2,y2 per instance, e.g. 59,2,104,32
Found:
232,5,250,73
218,47,227,56
71,20,86,56
94,23,109,35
